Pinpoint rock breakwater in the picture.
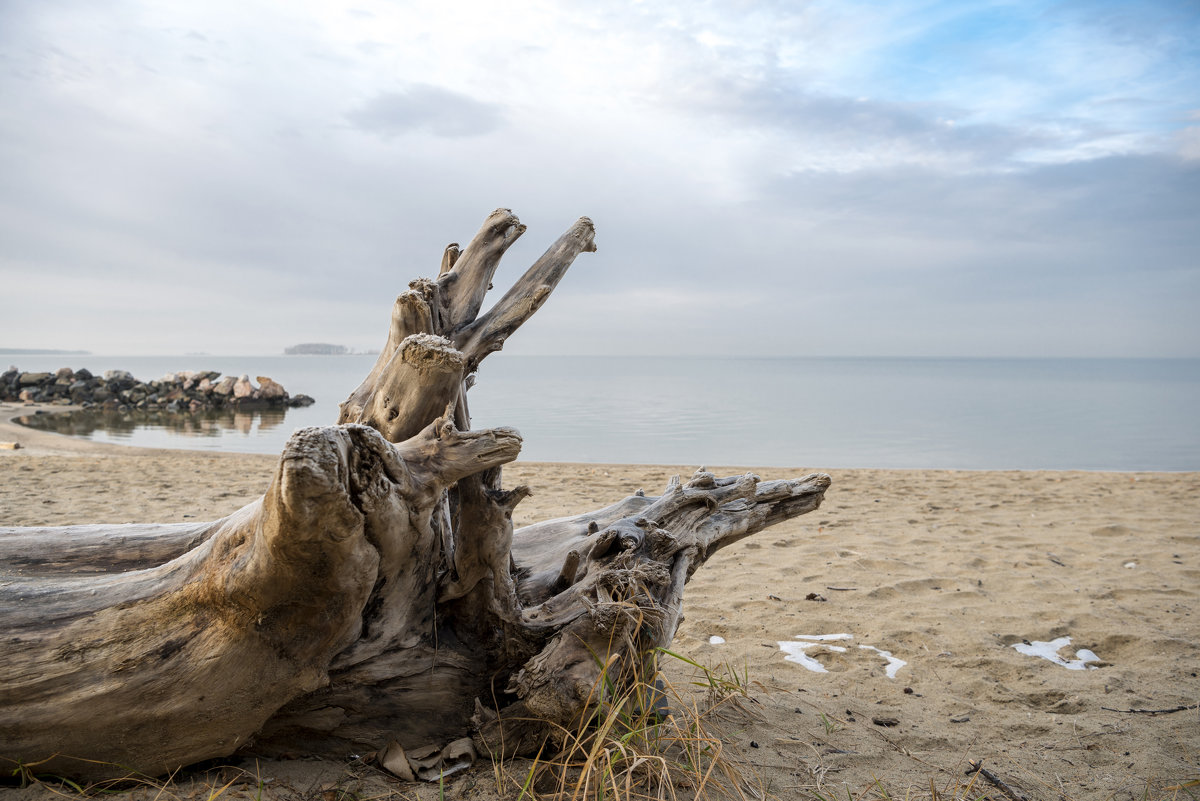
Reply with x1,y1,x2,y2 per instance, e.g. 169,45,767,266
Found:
1,367,315,413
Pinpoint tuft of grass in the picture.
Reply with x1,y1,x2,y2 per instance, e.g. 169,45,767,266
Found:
656,648,759,702
492,646,766,801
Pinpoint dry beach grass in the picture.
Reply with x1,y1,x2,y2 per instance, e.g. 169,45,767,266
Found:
1,405,1198,800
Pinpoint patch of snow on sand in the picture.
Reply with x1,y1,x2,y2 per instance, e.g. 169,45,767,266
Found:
858,644,907,678
778,634,852,674
779,634,908,678
1012,636,1101,670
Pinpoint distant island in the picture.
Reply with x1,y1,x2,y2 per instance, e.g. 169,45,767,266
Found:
284,343,348,356
0,348,90,356
284,343,379,356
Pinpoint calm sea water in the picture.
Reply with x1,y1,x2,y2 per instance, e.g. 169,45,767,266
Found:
7,354,1199,470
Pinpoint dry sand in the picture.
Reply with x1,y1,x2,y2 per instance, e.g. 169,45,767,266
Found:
2,404,1198,800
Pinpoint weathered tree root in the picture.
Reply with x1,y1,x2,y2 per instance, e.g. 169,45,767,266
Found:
0,211,830,781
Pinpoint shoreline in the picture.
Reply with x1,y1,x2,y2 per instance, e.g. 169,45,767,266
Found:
3,403,1196,476
6,355,1199,473
2,406,1198,797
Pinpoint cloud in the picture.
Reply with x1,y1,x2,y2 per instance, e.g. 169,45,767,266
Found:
0,0,1197,358
672,78,1055,171
751,153,1200,314
1179,111,1200,160
346,85,504,138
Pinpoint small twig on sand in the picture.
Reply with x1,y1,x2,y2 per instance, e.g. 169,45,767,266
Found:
966,760,1030,801
1100,703,1199,715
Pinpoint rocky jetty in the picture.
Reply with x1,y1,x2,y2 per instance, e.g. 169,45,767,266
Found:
0,367,315,413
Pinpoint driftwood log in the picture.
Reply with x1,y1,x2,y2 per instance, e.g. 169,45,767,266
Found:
0,210,830,781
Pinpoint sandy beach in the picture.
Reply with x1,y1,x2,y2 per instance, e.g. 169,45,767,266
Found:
2,405,1197,800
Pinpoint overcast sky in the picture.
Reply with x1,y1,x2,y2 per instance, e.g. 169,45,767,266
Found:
2,0,1198,357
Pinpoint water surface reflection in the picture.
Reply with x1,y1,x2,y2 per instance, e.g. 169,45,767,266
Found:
16,407,292,450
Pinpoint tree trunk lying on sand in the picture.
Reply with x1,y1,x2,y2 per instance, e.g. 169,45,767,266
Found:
0,210,830,781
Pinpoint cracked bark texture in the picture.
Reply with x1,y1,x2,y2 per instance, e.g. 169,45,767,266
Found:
0,210,830,781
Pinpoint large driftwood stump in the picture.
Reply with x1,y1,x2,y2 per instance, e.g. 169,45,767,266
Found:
0,210,830,781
